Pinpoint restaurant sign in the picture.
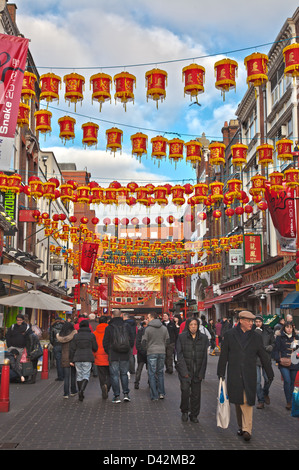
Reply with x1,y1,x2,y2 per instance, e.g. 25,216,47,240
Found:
243,234,263,265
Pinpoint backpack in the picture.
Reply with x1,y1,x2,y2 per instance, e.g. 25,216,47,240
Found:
111,323,130,353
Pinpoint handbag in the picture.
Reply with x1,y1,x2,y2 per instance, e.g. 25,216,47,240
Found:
22,361,34,376
29,344,43,361
20,348,28,364
280,356,291,367
217,378,230,429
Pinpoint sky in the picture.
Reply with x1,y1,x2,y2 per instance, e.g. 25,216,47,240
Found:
15,1,299,221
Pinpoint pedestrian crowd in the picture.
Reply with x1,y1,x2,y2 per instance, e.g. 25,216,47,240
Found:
1,309,299,443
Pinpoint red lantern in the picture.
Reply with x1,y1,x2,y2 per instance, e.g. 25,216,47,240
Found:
185,140,202,165
155,216,164,225
114,72,136,111
269,171,284,195
145,68,167,108
131,132,147,162
231,143,248,168
40,73,61,104
21,71,37,103
171,185,185,207
154,186,168,206
106,127,123,155
209,142,225,166
43,179,58,200
121,217,129,226
167,215,175,224
212,209,222,219
244,205,253,218
82,122,99,148
257,201,268,211
104,188,117,205
225,207,235,219
249,174,266,197
63,73,85,111
214,58,238,100
34,110,52,138
0,173,8,191
136,187,149,206
76,186,90,204
244,52,268,88
283,43,299,78
193,183,208,204
28,176,43,199
151,136,168,167
142,217,151,226
7,174,22,193
182,63,205,102
198,212,207,221
90,72,112,111
168,138,184,167
131,217,139,226
235,206,244,217
58,116,76,143
284,168,299,188
227,179,242,200
209,182,224,204
257,143,273,167
276,138,293,162
17,102,30,127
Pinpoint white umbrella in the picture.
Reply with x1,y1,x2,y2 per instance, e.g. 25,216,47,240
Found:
0,262,45,293
0,290,73,311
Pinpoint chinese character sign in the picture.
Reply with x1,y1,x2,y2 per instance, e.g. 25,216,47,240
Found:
244,234,263,264
0,34,29,170
80,242,99,283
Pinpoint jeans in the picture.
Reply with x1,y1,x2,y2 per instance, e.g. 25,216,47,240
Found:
147,353,165,400
256,365,270,403
109,360,130,397
279,366,298,404
53,344,63,380
63,366,77,396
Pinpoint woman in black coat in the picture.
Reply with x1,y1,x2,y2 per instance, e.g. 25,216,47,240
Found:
175,317,209,423
217,311,274,441
69,320,98,401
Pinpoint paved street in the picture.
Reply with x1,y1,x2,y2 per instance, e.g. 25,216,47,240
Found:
0,354,298,452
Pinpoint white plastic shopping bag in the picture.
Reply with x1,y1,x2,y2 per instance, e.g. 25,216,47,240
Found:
216,378,230,429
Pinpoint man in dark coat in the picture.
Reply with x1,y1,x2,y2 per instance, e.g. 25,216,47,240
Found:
49,316,65,381
162,312,178,374
217,310,274,442
103,309,134,403
176,317,209,423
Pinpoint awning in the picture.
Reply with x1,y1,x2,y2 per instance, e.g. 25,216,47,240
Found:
261,260,296,286
204,286,252,309
280,290,299,309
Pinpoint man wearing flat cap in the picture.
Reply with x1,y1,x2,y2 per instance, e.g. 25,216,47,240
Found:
217,310,274,442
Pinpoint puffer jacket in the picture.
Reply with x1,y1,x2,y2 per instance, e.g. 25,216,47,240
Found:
69,326,98,363
93,322,109,366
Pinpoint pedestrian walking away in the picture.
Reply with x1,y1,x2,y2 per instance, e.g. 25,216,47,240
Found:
134,319,148,389
217,310,274,442
272,321,299,410
69,320,98,401
162,312,178,374
175,317,209,423
142,311,169,401
103,309,134,403
253,315,275,409
123,311,137,375
93,315,111,399
56,322,78,398
49,316,65,381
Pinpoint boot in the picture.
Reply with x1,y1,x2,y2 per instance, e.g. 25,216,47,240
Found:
25,372,37,384
79,379,88,401
77,381,83,401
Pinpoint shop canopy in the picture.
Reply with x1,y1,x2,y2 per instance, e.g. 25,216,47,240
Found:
280,290,299,310
260,260,296,286
204,286,252,309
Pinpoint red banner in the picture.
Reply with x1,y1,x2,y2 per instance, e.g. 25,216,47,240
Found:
0,34,29,170
265,184,296,252
80,242,99,283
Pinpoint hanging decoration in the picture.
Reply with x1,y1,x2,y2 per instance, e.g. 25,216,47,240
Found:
136,187,149,207
283,43,299,78
171,185,185,207
276,138,293,162
154,186,168,206
226,179,242,200
58,115,76,144
7,174,22,193
43,178,59,200
249,174,266,198
244,52,268,89
21,71,37,103
90,72,112,111
145,68,167,108
185,140,202,165
63,72,85,111
256,143,274,167
82,122,99,148
209,182,224,205
40,73,61,105
268,171,284,195
193,183,208,204
34,109,52,138
106,127,123,155
208,142,226,166
28,176,43,199
131,132,148,162
214,58,238,100
17,102,30,127
114,71,136,111
284,168,299,188
231,143,248,168
151,136,168,167
168,138,184,167
182,63,205,102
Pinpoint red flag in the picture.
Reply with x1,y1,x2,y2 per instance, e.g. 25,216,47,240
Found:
80,242,99,283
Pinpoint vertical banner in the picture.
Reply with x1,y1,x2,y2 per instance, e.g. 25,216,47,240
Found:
244,234,263,264
0,34,29,171
80,242,99,283
265,184,296,252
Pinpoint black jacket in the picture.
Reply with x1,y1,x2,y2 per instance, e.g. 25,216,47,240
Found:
175,319,209,382
50,320,65,346
135,326,147,362
69,326,98,363
162,320,178,344
6,321,29,348
103,316,134,362
253,324,275,366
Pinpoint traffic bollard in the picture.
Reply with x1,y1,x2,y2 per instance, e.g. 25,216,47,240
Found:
41,344,49,380
0,359,10,412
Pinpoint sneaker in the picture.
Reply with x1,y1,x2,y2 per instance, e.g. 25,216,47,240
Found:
112,396,121,404
159,394,165,399
181,413,188,422
123,394,131,402
63,395,69,399
102,384,108,399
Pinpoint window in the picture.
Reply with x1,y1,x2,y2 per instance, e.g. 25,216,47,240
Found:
155,298,163,306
